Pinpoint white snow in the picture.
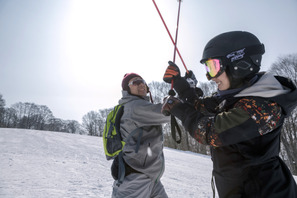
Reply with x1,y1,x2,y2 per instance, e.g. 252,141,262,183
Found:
0,128,296,198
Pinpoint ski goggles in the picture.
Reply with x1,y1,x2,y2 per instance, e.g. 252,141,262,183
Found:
204,59,224,79
128,79,146,86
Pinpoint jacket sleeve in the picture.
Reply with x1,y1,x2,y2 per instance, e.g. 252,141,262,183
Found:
125,100,171,127
171,97,283,147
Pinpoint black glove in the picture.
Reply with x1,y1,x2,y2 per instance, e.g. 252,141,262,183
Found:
185,70,198,88
162,96,204,133
163,61,180,83
185,70,204,97
164,61,203,101
195,87,204,97
174,77,203,103
170,102,202,133
161,96,181,116
203,97,220,113
173,76,190,95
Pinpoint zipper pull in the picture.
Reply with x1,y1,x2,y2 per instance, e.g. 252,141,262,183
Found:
147,143,152,157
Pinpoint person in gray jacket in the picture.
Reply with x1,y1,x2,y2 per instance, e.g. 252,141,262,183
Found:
112,73,170,198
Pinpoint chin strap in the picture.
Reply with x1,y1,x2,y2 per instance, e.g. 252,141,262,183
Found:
148,91,154,104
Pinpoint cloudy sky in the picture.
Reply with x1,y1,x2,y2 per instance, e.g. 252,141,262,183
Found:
1,0,297,122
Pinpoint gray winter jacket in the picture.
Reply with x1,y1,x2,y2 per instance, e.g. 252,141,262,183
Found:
119,91,170,182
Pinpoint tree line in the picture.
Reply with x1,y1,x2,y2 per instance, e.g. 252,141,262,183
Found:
0,54,296,174
0,99,85,134
269,54,297,175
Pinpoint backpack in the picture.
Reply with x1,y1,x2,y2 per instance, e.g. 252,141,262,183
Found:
103,104,143,186
103,104,125,160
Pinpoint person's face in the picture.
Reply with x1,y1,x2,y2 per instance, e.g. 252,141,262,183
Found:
211,71,230,91
128,77,147,97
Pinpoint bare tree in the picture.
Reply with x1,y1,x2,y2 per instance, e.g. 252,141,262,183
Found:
33,105,53,130
0,94,84,134
10,102,54,130
1,107,17,128
97,108,112,137
64,120,85,134
0,94,5,127
269,53,297,174
148,81,171,103
82,111,100,136
199,81,217,97
46,118,65,132
269,54,297,85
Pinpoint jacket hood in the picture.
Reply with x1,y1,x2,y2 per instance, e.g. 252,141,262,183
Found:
235,73,290,98
236,72,297,117
119,90,150,105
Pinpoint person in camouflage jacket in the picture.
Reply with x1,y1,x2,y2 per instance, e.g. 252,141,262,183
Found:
162,31,297,198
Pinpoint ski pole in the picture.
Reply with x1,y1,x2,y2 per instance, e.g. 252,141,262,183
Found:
152,0,188,73
171,0,182,90
153,0,183,144
172,0,182,63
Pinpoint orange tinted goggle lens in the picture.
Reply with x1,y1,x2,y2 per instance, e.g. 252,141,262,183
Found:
205,59,222,77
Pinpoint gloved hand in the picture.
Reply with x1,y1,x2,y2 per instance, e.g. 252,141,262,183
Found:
163,96,202,132
195,87,204,97
163,61,180,83
161,96,181,116
203,97,219,113
185,70,198,88
173,76,190,96
163,61,203,101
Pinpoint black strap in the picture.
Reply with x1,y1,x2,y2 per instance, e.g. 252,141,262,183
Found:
134,128,143,153
171,115,182,144
117,151,125,186
211,171,216,198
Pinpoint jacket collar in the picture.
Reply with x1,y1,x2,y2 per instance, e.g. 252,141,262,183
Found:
118,90,150,105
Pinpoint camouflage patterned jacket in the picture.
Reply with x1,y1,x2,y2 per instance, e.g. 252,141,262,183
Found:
171,73,297,198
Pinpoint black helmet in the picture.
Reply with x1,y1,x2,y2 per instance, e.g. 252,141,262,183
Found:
200,31,265,80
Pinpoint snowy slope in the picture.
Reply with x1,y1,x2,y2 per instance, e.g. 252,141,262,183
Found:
0,128,296,198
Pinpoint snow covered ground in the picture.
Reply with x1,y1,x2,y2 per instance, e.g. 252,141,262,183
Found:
0,128,296,198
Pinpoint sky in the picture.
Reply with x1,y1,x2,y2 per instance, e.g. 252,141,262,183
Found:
0,0,297,123
1,128,296,197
